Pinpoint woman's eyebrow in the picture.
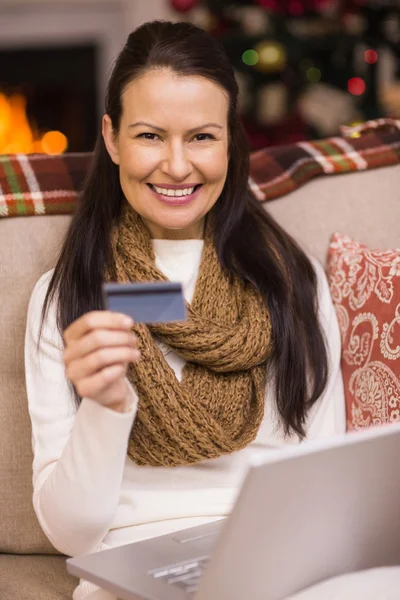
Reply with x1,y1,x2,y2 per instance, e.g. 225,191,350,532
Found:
188,123,223,133
128,121,223,133
128,121,165,132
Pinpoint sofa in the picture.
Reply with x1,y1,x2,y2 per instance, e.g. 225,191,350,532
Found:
1,119,399,600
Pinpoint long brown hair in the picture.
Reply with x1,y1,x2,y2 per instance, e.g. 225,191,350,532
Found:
41,20,328,438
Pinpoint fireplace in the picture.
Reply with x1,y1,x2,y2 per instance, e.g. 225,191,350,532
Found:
0,44,98,153
0,0,129,155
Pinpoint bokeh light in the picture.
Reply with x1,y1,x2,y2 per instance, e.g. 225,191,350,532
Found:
364,49,378,64
41,131,68,154
306,67,322,83
348,77,366,95
254,41,287,73
242,49,259,66
288,1,304,15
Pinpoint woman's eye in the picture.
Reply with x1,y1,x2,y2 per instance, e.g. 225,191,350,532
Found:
138,132,159,140
193,133,215,141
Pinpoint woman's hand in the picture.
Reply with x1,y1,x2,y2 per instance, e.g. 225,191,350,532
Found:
63,311,140,412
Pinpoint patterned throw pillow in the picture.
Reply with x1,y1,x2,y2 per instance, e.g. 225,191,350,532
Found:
327,233,400,430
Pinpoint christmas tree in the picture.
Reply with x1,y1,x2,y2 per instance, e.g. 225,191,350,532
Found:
170,0,400,148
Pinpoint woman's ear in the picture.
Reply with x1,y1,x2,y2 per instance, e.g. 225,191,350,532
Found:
102,114,120,165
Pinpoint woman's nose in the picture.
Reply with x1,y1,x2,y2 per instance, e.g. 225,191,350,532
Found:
161,142,193,180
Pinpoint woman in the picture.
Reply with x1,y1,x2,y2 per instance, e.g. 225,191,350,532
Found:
25,20,346,600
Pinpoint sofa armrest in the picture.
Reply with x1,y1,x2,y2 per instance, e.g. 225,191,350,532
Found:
0,553,78,600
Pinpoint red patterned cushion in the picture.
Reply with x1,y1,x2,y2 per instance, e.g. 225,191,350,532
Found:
328,233,400,430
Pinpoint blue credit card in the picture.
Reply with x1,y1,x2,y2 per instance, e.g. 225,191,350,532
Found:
102,281,187,324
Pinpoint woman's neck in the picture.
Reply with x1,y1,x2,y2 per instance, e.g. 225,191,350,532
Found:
143,216,206,240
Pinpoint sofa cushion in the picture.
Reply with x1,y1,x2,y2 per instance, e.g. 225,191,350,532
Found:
327,233,400,430
0,216,71,553
266,164,400,265
0,553,78,600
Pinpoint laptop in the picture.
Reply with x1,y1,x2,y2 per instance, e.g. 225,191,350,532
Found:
67,422,400,600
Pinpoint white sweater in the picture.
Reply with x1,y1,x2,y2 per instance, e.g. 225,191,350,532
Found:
25,239,345,600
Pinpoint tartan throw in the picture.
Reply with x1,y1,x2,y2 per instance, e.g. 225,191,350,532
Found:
0,153,92,218
1,119,399,218
249,117,400,201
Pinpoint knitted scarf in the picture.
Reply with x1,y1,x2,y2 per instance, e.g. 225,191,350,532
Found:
108,204,272,467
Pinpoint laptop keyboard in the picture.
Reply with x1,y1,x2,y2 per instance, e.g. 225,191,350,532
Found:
149,556,210,595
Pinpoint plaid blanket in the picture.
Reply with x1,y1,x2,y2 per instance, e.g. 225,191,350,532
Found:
249,118,400,201
1,119,399,218
0,152,92,218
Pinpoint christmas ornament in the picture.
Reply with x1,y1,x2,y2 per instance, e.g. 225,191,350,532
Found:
170,0,199,13
254,40,287,73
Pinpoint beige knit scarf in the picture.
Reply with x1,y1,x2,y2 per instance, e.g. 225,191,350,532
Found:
108,204,272,467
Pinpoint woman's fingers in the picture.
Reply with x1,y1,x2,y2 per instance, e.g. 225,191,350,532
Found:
64,329,138,363
64,311,133,344
63,310,140,408
66,346,140,382
74,364,127,400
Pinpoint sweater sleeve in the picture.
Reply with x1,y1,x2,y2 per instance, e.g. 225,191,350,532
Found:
303,257,346,439
24,272,139,557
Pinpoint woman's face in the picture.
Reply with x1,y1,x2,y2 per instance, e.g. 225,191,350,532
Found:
102,69,230,239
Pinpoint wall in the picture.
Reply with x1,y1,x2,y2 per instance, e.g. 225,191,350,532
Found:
123,0,175,36
0,0,176,115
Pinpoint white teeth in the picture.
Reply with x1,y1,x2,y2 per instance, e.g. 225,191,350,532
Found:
152,185,196,197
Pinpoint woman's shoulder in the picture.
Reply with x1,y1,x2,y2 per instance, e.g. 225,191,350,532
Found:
306,253,325,279
305,253,329,294
32,268,55,295
29,269,56,311
305,253,337,333
27,269,59,339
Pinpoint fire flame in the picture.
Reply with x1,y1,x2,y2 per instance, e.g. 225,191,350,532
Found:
0,92,68,154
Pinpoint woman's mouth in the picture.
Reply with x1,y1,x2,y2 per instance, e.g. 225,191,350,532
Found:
147,183,203,206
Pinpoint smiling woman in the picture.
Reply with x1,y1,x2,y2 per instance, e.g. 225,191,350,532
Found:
25,19,345,600
102,70,229,239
